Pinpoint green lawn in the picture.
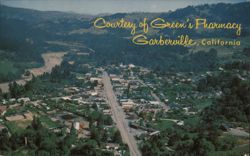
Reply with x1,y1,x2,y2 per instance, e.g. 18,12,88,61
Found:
184,116,200,127
5,121,24,134
151,120,175,131
0,60,18,75
192,98,213,110
39,115,60,129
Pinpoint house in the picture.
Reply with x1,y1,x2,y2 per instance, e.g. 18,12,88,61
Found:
17,97,30,103
121,100,135,110
0,105,7,115
90,77,102,84
6,114,25,121
0,124,6,131
111,77,122,82
73,122,80,130
23,112,34,120
128,64,135,68
90,91,98,96
164,99,169,103
176,120,184,126
105,143,119,150
109,74,117,78
78,130,91,138
80,121,90,129
61,96,72,101
9,98,16,102
103,109,111,115
149,131,160,136
183,107,189,112
64,87,80,93
149,101,160,105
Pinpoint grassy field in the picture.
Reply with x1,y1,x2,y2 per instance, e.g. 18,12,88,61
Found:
188,98,213,110
0,60,19,75
39,115,61,129
151,120,175,131
5,119,34,134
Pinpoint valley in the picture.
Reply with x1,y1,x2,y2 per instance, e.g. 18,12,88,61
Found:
0,52,66,92
0,2,250,156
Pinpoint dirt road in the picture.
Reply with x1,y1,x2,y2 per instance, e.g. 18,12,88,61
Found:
29,52,66,76
102,71,141,156
0,52,66,93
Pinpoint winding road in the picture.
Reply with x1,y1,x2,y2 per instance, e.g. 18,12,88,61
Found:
102,71,141,156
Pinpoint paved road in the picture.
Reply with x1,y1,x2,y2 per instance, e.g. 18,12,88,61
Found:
102,72,141,156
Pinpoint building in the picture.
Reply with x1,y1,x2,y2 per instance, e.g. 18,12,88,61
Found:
17,97,30,103
80,121,90,129
23,112,34,120
0,105,7,115
128,64,135,68
61,96,72,101
6,114,25,121
103,109,111,115
74,122,80,131
90,77,102,84
149,101,160,105
121,100,135,111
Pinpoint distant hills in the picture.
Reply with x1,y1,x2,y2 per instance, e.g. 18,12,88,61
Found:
0,2,250,82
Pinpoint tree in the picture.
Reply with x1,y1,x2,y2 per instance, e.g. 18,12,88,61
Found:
216,135,236,150
30,116,43,130
0,128,10,151
113,129,122,143
9,81,25,98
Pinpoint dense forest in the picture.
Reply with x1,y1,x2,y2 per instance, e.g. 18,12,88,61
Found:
140,75,250,156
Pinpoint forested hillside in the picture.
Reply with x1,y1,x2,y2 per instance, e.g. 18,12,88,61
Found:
0,2,250,82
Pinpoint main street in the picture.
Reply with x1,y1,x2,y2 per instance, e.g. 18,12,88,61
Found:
102,71,141,156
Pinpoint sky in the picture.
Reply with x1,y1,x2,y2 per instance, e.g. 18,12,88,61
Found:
0,0,248,15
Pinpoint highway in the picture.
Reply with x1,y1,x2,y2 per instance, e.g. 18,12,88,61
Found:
102,71,141,156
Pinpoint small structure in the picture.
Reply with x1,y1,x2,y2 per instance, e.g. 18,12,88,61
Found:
23,112,33,120
64,87,80,94
128,64,135,68
74,122,80,131
149,101,160,105
90,77,102,84
61,96,72,101
149,131,160,136
6,115,25,121
0,124,6,131
17,97,30,103
121,100,135,111
103,109,111,115
90,91,98,96
80,121,90,129
176,120,184,126
0,105,7,115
